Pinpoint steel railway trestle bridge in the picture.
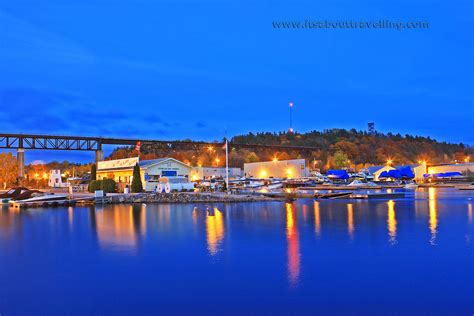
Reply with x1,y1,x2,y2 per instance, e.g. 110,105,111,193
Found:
0,133,321,179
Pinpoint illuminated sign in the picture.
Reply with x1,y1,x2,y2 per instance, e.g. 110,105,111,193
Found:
98,157,139,170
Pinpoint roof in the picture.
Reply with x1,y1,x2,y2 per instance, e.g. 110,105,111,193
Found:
367,166,385,174
138,158,168,168
139,157,192,169
98,157,191,171
395,164,422,169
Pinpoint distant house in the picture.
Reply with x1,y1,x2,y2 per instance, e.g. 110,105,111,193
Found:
367,165,395,181
97,157,192,191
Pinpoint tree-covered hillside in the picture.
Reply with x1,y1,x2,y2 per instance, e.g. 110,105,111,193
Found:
107,129,472,171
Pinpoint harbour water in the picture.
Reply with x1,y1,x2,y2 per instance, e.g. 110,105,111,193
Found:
0,188,473,315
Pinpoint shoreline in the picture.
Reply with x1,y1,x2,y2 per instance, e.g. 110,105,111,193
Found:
93,192,285,205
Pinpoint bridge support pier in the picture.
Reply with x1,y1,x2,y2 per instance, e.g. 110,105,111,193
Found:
17,148,25,180
95,149,104,164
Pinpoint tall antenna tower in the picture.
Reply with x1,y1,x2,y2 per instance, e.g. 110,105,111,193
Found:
288,101,294,133
368,122,375,135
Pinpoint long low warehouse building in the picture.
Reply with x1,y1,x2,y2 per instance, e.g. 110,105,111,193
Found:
428,162,474,174
244,159,308,179
190,167,242,181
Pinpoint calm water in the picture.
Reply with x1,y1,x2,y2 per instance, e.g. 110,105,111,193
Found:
0,188,473,315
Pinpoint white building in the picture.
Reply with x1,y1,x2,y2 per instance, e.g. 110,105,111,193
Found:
244,159,308,179
97,157,192,191
48,169,66,188
190,167,242,181
428,162,474,175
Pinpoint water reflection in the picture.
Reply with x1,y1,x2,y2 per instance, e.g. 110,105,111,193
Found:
95,204,146,253
387,200,397,245
206,207,224,256
313,201,321,236
347,204,354,239
428,188,438,245
468,203,472,223
68,206,74,230
286,202,300,288
0,208,19,239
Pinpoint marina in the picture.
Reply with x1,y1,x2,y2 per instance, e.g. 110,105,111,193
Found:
0,187,472,315
0,1,472,312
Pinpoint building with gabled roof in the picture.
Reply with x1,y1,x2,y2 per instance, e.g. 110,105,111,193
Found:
96,157,192,191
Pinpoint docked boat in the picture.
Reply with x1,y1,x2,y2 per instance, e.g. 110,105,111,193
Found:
314,192,352,199
1,187,32,204
404,183,418,189
10,190,68,205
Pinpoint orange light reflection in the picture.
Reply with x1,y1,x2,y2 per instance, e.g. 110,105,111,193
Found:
387,200,397,244
206,207,224,256
286,203,300,288
347,204,354,239
313,201,321,236
428,188,438,245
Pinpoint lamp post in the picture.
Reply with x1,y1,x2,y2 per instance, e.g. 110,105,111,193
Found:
225,138,229,194
288,102,294,133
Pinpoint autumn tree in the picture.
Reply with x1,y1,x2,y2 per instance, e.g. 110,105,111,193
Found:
0,153,18,189
333,151,349,168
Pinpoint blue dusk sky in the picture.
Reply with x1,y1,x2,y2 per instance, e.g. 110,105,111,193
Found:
0,0,473,163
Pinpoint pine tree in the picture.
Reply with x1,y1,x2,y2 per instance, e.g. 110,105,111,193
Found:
91,164,97,181
131,163,143,193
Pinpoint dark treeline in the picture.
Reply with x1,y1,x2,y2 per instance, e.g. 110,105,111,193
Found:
108,128,472,171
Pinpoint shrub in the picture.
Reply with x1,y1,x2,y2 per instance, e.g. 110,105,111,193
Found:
131,163,143,193
100,179,117,193
88,180,101,193
91,164,97,181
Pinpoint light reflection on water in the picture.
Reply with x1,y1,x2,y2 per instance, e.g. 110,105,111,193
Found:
387,200,397,245
206,207,225,256
347,203,354,239
0,188,473,315
428,187,438,245
313,200,321,236
94,204,146,253
286,202,300,288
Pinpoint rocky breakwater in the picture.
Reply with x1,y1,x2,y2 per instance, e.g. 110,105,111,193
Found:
105,192,284,204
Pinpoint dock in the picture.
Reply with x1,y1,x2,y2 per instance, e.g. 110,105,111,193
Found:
298,185,390,190
259,191,405,200
349,192,406,199
458,185,474,190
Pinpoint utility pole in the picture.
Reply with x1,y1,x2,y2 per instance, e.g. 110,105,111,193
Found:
225,138,229,194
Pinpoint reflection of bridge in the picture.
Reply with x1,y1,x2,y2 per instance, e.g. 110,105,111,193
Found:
0,133,321,179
